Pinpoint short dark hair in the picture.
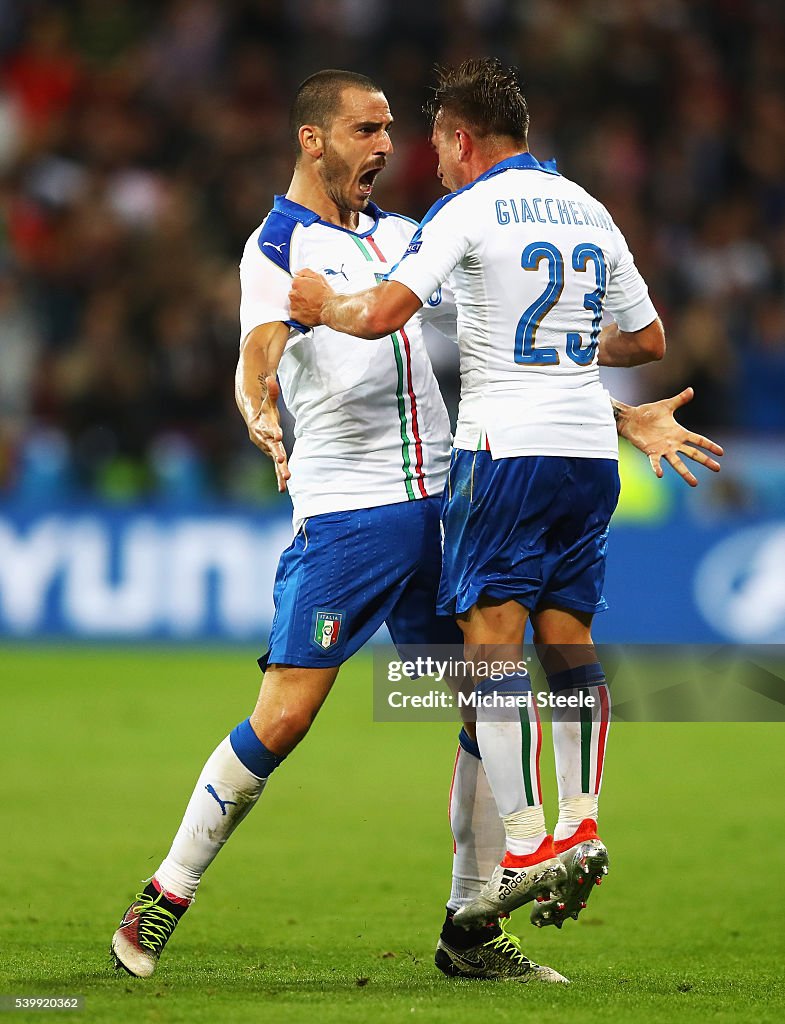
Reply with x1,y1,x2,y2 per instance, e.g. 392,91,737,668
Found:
425,58,529,144
290,70,382,155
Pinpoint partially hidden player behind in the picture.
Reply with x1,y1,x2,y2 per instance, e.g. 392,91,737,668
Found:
289,61,724,940
111,69,723,983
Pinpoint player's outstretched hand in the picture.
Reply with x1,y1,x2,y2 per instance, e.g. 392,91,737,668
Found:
247,375,291,492
616,387,724,487
289,269,331,327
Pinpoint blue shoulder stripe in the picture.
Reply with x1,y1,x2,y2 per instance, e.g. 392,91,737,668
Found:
257,213,296,273
254,198,312,333
257,195,320,274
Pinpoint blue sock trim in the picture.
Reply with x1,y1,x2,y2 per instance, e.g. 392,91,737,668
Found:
229,719,285,778
474,672,532,698
458,727,481,760
548,662,606,692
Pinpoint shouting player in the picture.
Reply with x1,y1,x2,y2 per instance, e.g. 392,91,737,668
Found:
111,68,722,983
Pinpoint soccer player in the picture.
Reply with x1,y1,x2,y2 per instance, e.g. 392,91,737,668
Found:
289,60,710,936
111,68,722,983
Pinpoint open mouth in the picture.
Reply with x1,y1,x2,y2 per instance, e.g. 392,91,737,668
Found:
358,167,382,196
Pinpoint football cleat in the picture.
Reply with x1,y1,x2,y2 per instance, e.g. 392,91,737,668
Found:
110,882,189,977
436,916,569,983
530,819,609,930
452,836,567,929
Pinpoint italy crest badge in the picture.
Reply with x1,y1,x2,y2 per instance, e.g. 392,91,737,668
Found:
312,610,343,651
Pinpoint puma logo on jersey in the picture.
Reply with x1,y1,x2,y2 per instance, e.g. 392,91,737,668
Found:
323,264,348,281
262,240,287,254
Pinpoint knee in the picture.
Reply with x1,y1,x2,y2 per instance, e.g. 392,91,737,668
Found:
249,664,337,756
249,701,315,755
279,702,317,742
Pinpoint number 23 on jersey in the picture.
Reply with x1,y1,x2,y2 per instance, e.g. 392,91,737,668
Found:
514,241,606,366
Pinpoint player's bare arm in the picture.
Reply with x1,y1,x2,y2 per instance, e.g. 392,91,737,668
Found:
289,269,420,339
611,387,724,487
235,321,291,492
598,317,666,366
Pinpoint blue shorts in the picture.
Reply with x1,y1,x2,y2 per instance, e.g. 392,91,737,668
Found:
260,498,461,670
437,451,620,617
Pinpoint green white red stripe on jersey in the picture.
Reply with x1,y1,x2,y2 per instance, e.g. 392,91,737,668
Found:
349,233,428,500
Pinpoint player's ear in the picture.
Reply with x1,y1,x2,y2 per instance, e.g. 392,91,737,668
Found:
299,124,325,160
456,128,473,162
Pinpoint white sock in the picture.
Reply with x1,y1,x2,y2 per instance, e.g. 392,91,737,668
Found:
474,676,543,855
554,795,599,842
155,736,268,900
551,674,610,842
502,807,548,857
447,741,505,910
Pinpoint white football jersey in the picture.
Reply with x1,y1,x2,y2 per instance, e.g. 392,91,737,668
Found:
390,154,658,460
240,196,453,525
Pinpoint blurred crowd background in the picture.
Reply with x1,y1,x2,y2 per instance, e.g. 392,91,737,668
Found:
1,0,783,513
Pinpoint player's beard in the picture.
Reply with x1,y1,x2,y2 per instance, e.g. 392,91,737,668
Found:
320,140,367,214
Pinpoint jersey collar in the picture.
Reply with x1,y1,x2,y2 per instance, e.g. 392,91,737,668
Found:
477,152,560,182
273,195,319,225
272,194,383,236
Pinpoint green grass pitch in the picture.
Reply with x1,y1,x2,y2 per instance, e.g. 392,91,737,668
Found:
2,647,784,1023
